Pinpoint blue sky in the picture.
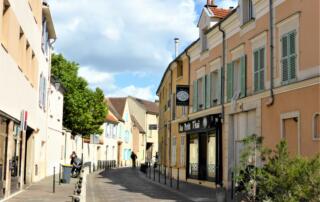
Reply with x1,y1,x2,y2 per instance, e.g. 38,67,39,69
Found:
49,0,237,100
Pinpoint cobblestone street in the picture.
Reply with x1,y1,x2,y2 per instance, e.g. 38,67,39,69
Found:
87,168,192,202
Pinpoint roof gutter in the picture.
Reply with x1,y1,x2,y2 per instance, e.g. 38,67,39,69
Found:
267,0,275,106
218,23,226,123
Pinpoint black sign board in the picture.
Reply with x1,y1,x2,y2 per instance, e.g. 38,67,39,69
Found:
179,114,221,133
176,85,189,106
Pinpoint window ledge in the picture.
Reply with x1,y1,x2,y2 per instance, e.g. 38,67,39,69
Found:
241,18,255,29
176,76,183,81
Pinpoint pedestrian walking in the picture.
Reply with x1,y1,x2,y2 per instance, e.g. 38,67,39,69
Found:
130,151,137,168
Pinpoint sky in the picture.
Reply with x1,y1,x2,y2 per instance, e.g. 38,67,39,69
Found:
49,0,238,101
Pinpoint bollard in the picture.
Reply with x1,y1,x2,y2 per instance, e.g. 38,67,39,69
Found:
153,165,155,181
53,166,56,193
177,167,179,190
158,165,161,183
170,167,172,188
59,164,61,185
164,166,166,185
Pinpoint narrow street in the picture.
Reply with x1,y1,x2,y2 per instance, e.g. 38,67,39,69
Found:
86,168,191,202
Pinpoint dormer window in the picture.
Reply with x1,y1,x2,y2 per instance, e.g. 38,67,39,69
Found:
201,28,208,52
241,0,254,25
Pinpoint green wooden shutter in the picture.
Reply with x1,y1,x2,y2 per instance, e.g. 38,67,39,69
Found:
193,80,198,112
282,35,289,82
205,74,211,109
217,69,221,104
202,76,206,110
240,55,247,98
227,63,233,102
259,48,265,90
289,31,296,80
253,50,259,91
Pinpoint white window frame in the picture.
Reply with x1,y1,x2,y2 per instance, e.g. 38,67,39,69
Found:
252,46,266,92
312,113,320,141
277,13,300,86
280,111,301,155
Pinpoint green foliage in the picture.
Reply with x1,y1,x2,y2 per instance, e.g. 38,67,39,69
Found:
51,54,107,136
235,134,320,202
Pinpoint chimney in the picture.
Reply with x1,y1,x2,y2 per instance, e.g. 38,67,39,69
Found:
207,0,215,6
174,38,180,58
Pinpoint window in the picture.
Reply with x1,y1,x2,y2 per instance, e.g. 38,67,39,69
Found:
201,29,208,52
177,61,183,78
281,31,297,83
41,17,49,56
253,47,265,92
180,135,185,167
1,0,10,49
210,70,221,106
171,137,176,166
241,0,253,25
39,73,47,110
313,113,320,140
227,56,246,102
197,77,204,110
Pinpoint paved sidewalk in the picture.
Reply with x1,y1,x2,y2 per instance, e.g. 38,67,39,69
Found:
6,176,76,202
142,166,217,202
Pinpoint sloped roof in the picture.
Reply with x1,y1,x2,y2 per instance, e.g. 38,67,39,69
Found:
131,115,146,134
109,97,127,117
207,6,231,19
105,98,124,122
131,97,159,115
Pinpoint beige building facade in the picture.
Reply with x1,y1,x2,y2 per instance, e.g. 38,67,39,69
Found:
157,0,320,196
0,0,56,199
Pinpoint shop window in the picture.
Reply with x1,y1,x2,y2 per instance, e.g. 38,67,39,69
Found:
281,30,297,83
253,47,265,92
241,0,253,25
171,137,176,166
180,135,185,167
313,113,320,140
188,134,198,179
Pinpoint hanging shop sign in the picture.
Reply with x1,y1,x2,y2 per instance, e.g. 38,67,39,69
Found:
176,85,189,106
20,110,28,132
179,114,221,133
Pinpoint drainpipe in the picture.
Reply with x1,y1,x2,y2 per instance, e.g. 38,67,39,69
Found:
186,51,191,120
218,24,226,122
267,0,275,106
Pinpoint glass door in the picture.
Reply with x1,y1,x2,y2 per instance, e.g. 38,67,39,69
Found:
0,118,8,198
207,132,216,182
188,134,198,179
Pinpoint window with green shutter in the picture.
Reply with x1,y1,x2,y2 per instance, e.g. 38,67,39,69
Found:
210,70,221,106
281,31,297,83
227,63,233,102
193,80,198,112
253,47,265,92
205,74,211,109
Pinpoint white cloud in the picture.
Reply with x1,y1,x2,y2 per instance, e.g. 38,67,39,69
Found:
78,67,156,100
108,85,156,101
49,0,198,74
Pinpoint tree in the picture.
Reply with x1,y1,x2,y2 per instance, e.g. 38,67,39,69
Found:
51,54,107,136
235,134,320,202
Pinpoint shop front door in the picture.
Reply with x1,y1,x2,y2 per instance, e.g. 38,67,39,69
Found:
198,133,207,180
